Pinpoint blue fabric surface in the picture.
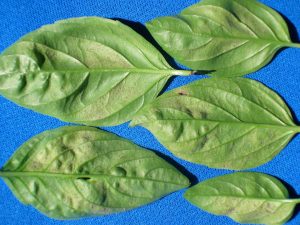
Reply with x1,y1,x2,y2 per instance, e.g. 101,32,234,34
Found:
0,0,300,224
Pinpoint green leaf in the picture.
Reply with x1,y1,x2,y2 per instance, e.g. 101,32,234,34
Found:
0,17,191,126
0,126,189,219
146,0,300,77
131,78,300,170
184,172,299,225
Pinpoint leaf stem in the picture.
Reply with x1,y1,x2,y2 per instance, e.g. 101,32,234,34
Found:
173,70,195,76
291,198,300,204
284,42,300,48
290,126,300,133
0,170,6,178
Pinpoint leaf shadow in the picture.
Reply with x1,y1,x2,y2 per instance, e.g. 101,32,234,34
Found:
273,176,300,221
147,148,199,186
112,18,180,70
279,13,300,43
290,107,300,125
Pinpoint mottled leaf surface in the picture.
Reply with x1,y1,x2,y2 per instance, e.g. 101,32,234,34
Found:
185,172,298,225
0,17,190,126
0,126,189,219
131,78,299,169
146,0,300,77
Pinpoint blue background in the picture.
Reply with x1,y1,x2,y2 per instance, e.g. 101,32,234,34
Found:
0,0,300,224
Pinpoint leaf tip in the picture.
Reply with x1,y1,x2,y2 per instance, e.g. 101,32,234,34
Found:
183,187,194,203
181,175,191,189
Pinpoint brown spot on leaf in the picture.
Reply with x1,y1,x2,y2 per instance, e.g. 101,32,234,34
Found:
200,112,208,119
30,161,43,169
224,207,236,215
77,177,91,181
83,135,92,142
177,89,188,96
191,136,208,153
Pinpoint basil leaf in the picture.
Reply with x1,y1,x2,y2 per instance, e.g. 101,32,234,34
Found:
146,0,300,77
184,172,299,225
0,126,190,219
131,78,299,170
0,17,191,126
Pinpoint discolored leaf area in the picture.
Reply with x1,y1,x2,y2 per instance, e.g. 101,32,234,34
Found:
131,78,300,169
0,126,190,219
0,17,191,126
146,0,300,77
185,172,300,225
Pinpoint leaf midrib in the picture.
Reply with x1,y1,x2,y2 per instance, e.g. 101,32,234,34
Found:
140,118,300,133
0,171,188,187
189,194,300,204
6,67,191,76
152,25,293,48
44,68,185,75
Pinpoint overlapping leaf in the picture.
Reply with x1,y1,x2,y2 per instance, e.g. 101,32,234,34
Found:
131,78,300,169
185,172,299,224
146,0,300,76
0,17,190,126
0,126,189,219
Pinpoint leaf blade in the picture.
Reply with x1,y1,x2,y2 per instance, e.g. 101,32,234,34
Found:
131,78,298,169
184,172,296,224
146,0,294,76
0,17,189,126
0,126,189,219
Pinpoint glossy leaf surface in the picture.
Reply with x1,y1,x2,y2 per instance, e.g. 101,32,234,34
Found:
185,172,299,224
131,78,300,169
0,126,189,219
0,17,190,126
146,0,300,77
